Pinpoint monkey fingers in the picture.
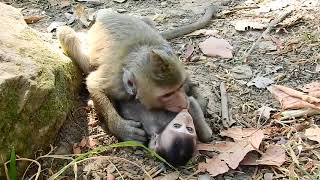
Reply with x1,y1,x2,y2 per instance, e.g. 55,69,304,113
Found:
116,119,147,142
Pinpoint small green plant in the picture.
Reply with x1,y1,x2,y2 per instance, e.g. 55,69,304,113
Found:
8,148,17,180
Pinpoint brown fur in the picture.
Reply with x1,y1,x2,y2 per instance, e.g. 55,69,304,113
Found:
57,6,215,141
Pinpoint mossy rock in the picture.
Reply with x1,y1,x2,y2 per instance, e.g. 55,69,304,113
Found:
0,2,81,176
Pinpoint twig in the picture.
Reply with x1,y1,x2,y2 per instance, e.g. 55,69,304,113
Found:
4,158,41,180
220,82,231,127
280,108,320,120
243,9,294,62
76,156,152,179
107,159,124,180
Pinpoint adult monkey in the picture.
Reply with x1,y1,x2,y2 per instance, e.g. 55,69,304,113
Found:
57,4,220,142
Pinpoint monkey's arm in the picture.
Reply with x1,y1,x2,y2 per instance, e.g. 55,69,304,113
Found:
185,78,208,114
57,26,91,74
160,4,219,40
188,97,213,142
86,68,147,142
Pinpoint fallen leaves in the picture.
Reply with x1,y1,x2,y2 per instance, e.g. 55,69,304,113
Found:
198,157,229,177
247,76,274,89
47,21,66,32
73,136,99,154
197,128,286,177
241,145,286,167
305,128,320,144
183,44,194,60
257,106,276,119
24,15,44,24
267,82,320,120
268,84,320,110
199,37,233,58
233,20,266,31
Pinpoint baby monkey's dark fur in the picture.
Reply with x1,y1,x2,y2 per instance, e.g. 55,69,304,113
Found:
117,97,212,166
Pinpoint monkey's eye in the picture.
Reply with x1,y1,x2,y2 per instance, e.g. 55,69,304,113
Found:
162,92,174,98
187,127,194,133
173,123,181,129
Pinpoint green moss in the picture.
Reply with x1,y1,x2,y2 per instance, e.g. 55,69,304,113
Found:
0,85,19,122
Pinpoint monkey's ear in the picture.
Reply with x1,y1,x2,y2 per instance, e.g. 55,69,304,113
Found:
149,49,169,72
122,68,136,96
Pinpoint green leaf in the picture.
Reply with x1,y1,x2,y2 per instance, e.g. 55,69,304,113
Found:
9,148,16,180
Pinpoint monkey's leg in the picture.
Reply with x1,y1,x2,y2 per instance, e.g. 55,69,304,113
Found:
188,97,213,142
86,67,147,142
57,26,91,74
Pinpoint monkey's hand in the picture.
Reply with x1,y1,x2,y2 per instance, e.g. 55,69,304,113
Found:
86,68,147,142
110,118,147,142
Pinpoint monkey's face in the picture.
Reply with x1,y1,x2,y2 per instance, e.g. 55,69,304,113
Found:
150,110,197,166
137,81,188,113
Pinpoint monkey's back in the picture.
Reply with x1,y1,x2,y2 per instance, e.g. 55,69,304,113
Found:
88,12,168,67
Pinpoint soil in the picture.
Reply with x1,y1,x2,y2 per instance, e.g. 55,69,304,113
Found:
6,0,320,179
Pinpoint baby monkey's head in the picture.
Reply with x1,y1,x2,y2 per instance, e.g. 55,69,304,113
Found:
149,109,197,166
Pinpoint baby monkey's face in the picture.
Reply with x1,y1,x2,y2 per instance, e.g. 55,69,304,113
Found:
149,110,197,166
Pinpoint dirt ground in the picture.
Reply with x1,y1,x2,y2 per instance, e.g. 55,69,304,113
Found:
6,0,320,179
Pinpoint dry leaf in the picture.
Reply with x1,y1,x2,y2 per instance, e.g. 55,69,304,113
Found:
240,151,260,165
257,106,276,119
303,82,320,98
24,15,44,24
268,85,319,110
274,85,320,104
197,142,234,152
268,84,320,111
219,128,264,169
79,137,88,147
199,37,233,58
218,140,257,169
241,145,286,167
257,145,286,166
220,128,264,147
47,21,66,32
199,157,229,177
305,128,320,143
233,20,266,31
186,29,218,37
73,143,81,154
184,45,194,60
247,76,274,89
87,137,98,147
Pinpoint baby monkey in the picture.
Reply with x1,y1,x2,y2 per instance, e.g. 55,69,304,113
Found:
117,97,212,166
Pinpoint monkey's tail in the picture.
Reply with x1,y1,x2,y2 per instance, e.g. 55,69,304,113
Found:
57,26,91,74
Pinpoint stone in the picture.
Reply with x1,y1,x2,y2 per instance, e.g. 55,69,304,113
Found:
0,2,81,174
